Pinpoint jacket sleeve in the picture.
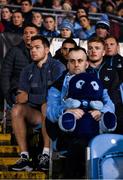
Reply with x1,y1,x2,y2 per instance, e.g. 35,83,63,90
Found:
46,87,66,123
0,48,15,97
99,89,117,133
101,89,115,113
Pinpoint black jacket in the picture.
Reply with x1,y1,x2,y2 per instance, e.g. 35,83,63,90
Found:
104,54,123,82
87,60,121,106
0,41,31,105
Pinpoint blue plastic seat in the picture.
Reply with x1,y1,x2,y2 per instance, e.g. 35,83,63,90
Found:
87,133,123,179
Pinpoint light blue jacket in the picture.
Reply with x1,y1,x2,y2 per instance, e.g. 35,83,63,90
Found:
46,73,116,132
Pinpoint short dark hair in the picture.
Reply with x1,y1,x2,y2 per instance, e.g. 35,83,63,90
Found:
62,38,77,47
105,35,119,45
69,46,87,56
44,15,56,21
13,10,24,18
23,22,39,32
31,35,50,48
1,6,12,13
21,0,32,5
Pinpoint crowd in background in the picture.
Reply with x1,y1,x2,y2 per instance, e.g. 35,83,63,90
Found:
0,0,123,16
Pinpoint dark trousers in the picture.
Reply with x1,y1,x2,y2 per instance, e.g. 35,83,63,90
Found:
57,134,92,179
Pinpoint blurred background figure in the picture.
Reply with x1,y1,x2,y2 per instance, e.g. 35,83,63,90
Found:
52,0,62,10
53,38,77,66
59,19,74,38
33,0,45,8
90,14,110,39
0,6,12,33
0,0,9,5
117,3,123,17
89,1,99,13
41,15,59,38
32,11,44,32
75,15,95,40
21,0,33,24
74,7,88,31
10,10,24,34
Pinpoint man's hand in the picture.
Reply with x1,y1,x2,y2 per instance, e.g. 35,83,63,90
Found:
65,108,85,120
15,90,28,104
89,110,102,121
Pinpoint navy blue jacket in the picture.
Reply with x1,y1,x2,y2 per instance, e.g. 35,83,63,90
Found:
19,55,66,109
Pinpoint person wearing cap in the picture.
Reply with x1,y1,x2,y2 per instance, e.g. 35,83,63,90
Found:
59,19,75,38
89,1,99,13
90,14,110,39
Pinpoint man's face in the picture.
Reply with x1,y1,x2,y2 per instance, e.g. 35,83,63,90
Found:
96,28,108,38
67,50,88,75
23,27,38,47
12,12,24,27
61,43,75,59
30,39,49,62
105,37,119,56
44,17,56,31
21,1,32,13
88,42,105,62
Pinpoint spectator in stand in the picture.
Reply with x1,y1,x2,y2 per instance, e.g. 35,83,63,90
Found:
59,20,75,38
8,35,65,171
87,37,121,107
54,38,77,66
104,35,123,82
10,0,21,5
10,10,24,34
90,14,110,39
9,35,65,172
87,37,122,133
0,0,8,5
115,0,123,7
101,0,116,15
96,0,103,12
75,15,95,40
117,3,123,17
32,11,44,33
21,0,33,24
33,0,45,8
89,1,99,13
104,35,123,134
0,23,39,107
80,0,91,12
74,7,88,31
62,2,72,11
41,15,59,38
52,0,62,10
46,46,116,178
0,6,12,33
